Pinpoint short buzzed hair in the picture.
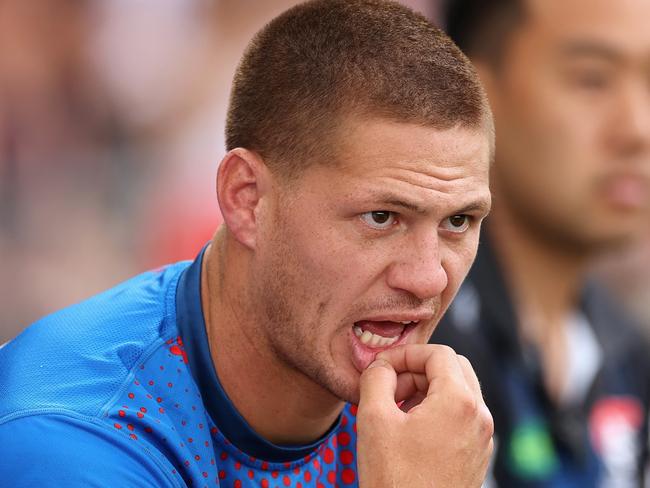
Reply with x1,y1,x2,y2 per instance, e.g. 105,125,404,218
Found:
226,0,491,178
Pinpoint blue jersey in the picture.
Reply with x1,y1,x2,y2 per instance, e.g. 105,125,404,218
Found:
0,248,360,487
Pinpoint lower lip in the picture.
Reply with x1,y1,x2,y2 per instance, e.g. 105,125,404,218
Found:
602,177,649,209
349,324,416,372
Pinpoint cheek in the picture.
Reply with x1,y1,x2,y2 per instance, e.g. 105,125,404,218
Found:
281,229,371,312
499,73,602,172
445,230,482,277
295,224,390,286
441,244,477,302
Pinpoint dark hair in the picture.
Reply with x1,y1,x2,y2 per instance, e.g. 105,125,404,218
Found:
226,0,491,178
443,0,525,64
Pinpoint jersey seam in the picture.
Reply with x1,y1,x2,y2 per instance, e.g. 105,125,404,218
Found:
97,265,185,420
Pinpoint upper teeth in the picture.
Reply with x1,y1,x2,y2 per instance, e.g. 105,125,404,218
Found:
353,326,399,348
400,320,417,325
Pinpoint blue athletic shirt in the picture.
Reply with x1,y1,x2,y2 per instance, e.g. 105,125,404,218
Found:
0,247,360,487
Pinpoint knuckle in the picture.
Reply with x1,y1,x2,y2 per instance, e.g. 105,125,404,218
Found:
457,391,479,417
457,354,473,369
480,408,495,439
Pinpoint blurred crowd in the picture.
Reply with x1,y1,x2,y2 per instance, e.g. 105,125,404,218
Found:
0,0,335,341
1,0,648,345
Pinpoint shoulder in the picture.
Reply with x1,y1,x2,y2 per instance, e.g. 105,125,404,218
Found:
0,412,179,487
0,262,190,421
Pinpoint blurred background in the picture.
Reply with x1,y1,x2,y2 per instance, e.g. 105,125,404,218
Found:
0,0,648,345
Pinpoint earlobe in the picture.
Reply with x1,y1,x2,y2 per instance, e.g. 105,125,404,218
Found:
216,148,269,250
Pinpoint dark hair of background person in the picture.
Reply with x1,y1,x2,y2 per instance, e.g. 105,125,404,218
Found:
226,0,492,179
443,0,526,65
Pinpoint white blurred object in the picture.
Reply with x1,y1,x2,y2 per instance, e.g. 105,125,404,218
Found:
88,0,209,129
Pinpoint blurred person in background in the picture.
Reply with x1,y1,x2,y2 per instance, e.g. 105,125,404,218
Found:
431,0,650,486
593,229,650,341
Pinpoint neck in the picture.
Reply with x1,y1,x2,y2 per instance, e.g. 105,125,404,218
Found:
200,233,344,446
489,204,589,330
488,204,591,401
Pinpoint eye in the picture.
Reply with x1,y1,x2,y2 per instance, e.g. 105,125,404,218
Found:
360,211,397,230
567,67,614,92
441,215,471,233
576,72,611,91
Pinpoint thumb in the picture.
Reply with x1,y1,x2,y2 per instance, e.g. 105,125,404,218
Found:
359,359,398,411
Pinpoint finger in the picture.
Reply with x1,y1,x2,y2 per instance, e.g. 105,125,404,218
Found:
457,355,483,399
394,372,428,403
377,344,467,395
358,358,399,412
398,391,427,412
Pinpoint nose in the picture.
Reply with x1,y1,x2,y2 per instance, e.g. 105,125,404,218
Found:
385,231,448,301
607,80,650,156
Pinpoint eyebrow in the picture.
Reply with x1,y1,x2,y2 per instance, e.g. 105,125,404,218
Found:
373,194,492,217
558,40,623,64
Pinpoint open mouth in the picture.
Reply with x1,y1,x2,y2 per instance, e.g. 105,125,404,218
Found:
352,320,419,348
348,315,430,372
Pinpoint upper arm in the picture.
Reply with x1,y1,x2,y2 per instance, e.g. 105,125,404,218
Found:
0,413,180,488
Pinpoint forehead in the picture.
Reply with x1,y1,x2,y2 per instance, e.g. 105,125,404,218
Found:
292,117,491,213
334,117,489,176
523,0,650,57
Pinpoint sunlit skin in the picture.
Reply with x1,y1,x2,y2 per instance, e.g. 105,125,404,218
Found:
202,117,491,445
474,0,650,401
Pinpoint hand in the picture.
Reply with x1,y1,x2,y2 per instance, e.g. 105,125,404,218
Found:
356,344,494,487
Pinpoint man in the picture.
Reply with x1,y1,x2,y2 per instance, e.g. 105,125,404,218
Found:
0,1,495,486
431,0,650,486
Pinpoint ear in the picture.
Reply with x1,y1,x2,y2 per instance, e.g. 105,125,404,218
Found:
216,148,272,250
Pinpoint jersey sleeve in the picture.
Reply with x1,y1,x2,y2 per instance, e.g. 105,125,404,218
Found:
0,413,181,487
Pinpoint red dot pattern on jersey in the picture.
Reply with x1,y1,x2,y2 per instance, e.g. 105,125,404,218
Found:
340,450,354,465
337,432,351,446
109,334,359,487
342,468,356,484
323,448,334,464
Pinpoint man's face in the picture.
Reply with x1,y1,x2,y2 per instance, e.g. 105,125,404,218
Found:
485,0,650,251
250,118,491,403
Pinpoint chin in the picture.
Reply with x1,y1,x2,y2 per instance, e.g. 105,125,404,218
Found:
588,231,641,254
336,385,361,406
318,370,362,405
